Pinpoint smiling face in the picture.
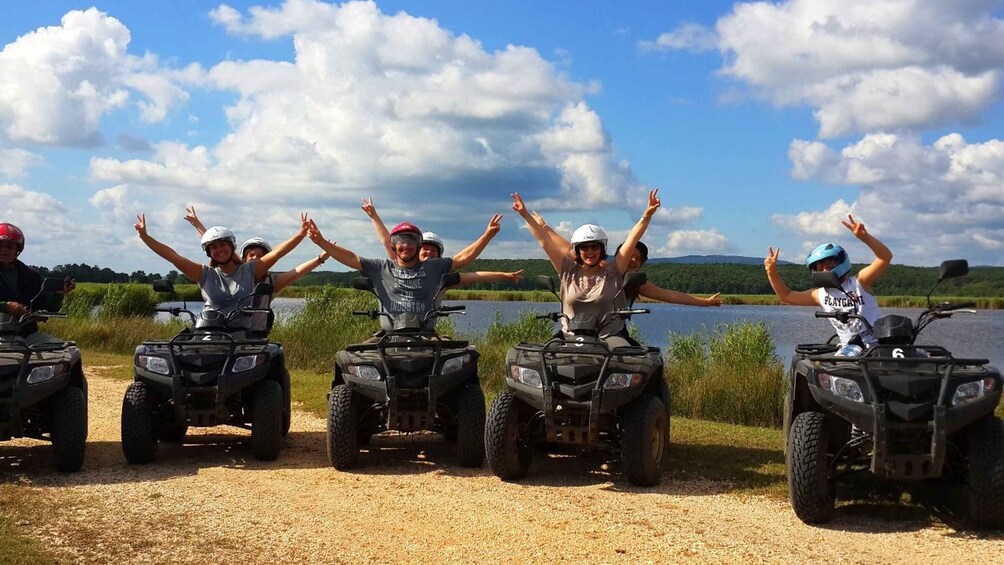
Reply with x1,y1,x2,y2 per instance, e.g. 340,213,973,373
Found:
626,248,645,272
0,241,19,267
243,246,268,262
419,243,441,261
392,234,420,265
207,240,235,265
576,242,604,266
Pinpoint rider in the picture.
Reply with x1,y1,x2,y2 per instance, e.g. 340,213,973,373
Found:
135,212,309,333
511,190,660,349
184,206,331,335
764,214,892,356
0,223,74,344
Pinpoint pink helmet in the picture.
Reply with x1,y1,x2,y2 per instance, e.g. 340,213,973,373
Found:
0,223,25,253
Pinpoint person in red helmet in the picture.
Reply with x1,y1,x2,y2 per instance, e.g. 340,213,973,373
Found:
0,223,74,343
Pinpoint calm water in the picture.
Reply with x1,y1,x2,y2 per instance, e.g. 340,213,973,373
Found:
158,299,1004,369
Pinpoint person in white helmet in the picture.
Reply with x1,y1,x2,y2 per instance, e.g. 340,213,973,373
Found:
134,211,310,331
360,197,501,266
511,190,661,348
183,206,331,335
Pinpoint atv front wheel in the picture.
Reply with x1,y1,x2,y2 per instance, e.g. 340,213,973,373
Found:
621,394,667,486
965,416,1004,529
787,411,835,523
49,386,87,472
485,390,532,480
327,384,360,470
251,380,283,461
121,382,158,464
455,384,485,468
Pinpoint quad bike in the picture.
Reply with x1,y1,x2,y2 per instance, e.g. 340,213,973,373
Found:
784,260,1004,528
485,272,670,486
327,272,484,469
0,277,86,472
121,279,290,463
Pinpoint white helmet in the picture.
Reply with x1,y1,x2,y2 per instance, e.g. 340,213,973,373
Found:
200,226,237,255
421,231,444,255
239,236,272,258
570,224,608,249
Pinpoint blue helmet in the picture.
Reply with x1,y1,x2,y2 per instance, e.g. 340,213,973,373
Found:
805,243,851,278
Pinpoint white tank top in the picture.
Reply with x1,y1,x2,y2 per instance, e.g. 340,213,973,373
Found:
814,276,879,347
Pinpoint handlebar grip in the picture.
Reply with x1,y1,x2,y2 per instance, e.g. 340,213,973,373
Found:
351,310,370,316
440,306,465,312
535,313,553,320
956,301,976,309
814,311,833,318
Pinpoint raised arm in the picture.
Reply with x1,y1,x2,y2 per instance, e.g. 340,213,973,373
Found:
362,197,394,260
639,283,722,307
764,246,817,306
272,251,330,292
615,189,659,274
184,205,207,236
253,212,309,279
843,215,892,292
512,193,567,272
452,213,502,269
307,220,362,271
456,269,524,286
134,213,203,282
530,210,574,260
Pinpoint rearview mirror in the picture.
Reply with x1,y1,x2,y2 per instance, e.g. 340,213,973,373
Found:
353,277,375,292
40,277,65,292
810,271,843,290
254,282,274,296
623,271,647,292
534,275,557,293
152,279,175,294
441,272,461,288
938,259,968,281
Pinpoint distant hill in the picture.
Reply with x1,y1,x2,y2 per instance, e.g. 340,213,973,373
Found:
648,255,795,265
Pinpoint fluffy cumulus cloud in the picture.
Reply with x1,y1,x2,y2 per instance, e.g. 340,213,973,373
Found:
646,0,1004,137
777,134,1004,264
655,228,731,256
0,8,186,147
0,148,43,178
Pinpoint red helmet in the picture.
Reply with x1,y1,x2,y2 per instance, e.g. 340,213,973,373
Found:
390,222,421,237
0,223,25,253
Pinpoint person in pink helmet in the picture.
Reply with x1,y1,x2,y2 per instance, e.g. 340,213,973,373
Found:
0,223,75,343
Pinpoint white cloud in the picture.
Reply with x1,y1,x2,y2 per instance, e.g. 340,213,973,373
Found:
775,133,1004,265
0,148,43,178
647,0,1004,137
656,228,731,256
639,23,717,53
0,8,187,147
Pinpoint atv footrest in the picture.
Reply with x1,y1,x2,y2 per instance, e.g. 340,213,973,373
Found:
391,410,431,432
546,425,591,445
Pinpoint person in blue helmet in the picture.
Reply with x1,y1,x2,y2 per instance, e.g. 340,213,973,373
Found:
764,214,892,356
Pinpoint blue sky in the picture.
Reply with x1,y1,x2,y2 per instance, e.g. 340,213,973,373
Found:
2,0,1003,274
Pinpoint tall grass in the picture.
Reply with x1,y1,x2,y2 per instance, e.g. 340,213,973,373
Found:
270,288,378,373
470,310,555,399
666,321,785,428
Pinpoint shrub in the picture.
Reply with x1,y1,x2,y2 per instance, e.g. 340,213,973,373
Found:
61,285,106,319
100,284,158,318
473,310,554,399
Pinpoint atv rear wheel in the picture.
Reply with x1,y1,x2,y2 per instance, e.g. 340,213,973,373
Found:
787,411,835,523
251,380,283,461
327,384,360,470
485,390,532,480
621,394,667,486
965,416,1004,529
455,384,485,468
49,386,87,472
121,381,158,464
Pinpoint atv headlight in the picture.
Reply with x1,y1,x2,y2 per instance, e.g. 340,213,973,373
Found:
510,366,542,388
603,372,643,390
26,365,56,384
231,354,263,373
347,365,382,381
441,354,471,373
138,355,170,375
817,372,864,403
952,377,997,407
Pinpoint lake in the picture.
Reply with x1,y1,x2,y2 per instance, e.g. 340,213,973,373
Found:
158,298,1004,369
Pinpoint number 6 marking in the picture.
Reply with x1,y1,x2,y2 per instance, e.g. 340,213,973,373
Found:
892,348,905,358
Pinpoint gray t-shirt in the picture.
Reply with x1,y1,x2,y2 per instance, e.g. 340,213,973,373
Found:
358,257,454,330
558,257,624,338
199,261,258,329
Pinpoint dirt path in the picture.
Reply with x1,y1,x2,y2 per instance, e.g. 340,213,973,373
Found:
2,367,1002,564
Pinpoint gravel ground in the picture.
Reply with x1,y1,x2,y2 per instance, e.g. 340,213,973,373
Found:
2,366,1002,564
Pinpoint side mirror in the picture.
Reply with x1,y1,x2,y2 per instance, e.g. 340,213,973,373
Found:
254,282,274,296
938,259,968,281
40,277,65,293
441,272,461,288
623,271,647,292
810,271,843,290
152,279,175,294
534,275,557,294
353,277,375,292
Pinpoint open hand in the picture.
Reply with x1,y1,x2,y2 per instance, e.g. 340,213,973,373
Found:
361,197,377,218
134,213,148,237
764,246,780,272
841,214,868,239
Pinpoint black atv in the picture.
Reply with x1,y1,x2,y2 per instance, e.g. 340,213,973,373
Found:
327,272,483,469
121,279,291,463
785,260,1004,528
485,272,669,486
0,278,86,472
